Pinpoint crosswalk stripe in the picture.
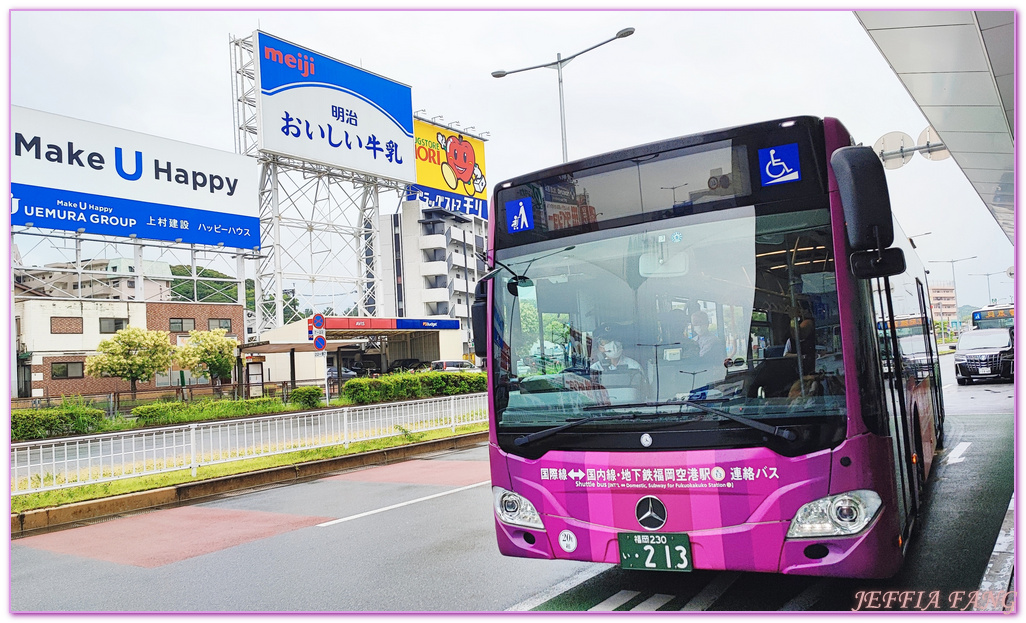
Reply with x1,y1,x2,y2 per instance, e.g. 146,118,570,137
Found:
589,590,640,611
632,594,675,611
679,571,740,611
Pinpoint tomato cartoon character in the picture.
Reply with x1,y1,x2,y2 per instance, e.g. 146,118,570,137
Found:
438,132,486,196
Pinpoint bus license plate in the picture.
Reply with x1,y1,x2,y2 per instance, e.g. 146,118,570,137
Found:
618,533,693,572
978,367,991,375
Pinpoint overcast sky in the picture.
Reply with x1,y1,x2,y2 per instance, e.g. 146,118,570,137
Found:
8,8,1017,309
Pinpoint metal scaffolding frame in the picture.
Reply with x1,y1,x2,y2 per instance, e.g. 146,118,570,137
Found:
230,33,408,337
11,228,257,307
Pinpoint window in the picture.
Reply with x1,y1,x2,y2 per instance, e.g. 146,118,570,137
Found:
208,318,232,331
52,362,84,379
170,318,196,332
99,318,128,333
127,280,136,288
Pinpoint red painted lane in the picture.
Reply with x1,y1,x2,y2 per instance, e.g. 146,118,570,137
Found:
17,506,332,568
328,459,490,487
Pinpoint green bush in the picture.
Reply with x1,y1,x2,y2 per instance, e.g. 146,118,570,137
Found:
131,401,189,425
289,386,324,409
342,371,486,404
12,399,107,442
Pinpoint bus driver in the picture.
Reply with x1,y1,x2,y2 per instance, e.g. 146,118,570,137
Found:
590,338,642,372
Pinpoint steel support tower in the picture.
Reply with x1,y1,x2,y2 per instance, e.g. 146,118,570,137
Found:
230,34,407,336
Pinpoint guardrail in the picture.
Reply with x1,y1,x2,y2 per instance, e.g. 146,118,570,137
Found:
11,393,488,496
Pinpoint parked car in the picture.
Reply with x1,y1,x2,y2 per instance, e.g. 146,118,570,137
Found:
954,328,1013,385
386,358,421,373
349,362,380,377
325,366,357,383
429,360,482,373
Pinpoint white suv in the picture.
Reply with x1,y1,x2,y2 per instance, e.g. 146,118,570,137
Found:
430,360,481,372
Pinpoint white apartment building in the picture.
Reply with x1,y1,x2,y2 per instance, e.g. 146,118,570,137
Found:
928,282,957,323
14,257,174,301
378,201,488,360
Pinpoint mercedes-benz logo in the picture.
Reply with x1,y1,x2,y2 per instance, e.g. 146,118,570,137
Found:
635,496,667,531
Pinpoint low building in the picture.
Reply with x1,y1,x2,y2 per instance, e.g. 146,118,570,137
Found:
14,298,245,398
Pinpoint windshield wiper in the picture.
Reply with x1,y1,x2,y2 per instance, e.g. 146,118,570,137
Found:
513,412,666,447
584,399,797,442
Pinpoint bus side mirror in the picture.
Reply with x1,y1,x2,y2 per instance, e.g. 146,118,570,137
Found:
472,280,488,358
850,247,906,279
830,146,894,251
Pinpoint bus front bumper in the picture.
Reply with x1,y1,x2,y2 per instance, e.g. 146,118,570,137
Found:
494,507,901,579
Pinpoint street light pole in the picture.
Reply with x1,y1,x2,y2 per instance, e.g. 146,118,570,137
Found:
492,27,636,163
969,271,1002,304
661,183,688,205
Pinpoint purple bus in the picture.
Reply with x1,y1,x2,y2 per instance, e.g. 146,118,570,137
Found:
471,116,944,578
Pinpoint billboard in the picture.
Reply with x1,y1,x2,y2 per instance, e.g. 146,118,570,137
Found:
254,31,415,184
11,106,260,249
407,118,488,219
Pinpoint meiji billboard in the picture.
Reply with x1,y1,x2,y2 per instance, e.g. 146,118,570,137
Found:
11,106,259,249
254,31,415,184
407,118,488,219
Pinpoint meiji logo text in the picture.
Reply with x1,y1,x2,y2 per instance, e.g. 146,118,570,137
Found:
263,46,315,78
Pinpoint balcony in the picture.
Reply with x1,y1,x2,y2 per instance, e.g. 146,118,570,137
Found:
422,287,449,303
420,261,448,277
419,234,446,251
447,250,472,272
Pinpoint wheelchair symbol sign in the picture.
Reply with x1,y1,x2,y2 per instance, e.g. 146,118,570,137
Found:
758,143,801,186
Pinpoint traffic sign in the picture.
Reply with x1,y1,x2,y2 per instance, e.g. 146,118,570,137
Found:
314,335,327,351
312,314,325,329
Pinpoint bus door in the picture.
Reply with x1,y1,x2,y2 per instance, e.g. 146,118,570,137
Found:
915,280,944,447
876,277,920,541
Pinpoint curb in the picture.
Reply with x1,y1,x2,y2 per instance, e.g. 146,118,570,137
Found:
973,495,1015,611
11,431,489,538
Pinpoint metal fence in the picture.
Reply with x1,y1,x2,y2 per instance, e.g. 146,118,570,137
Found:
11,393,488,496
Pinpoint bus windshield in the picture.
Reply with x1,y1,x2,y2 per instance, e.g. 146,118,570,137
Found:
490,206,845,451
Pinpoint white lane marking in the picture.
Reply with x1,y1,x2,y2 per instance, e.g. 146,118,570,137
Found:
505,564,613,611
316,480,490,527
588,590,640,611
779,579,830,611
945,441,972,464
632,593,675,611
679,571,740,611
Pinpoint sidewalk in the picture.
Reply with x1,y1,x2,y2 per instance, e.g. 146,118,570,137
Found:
11,431,488,538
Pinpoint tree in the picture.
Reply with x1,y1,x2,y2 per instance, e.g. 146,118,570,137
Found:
85,327,176,393
175,328,239,384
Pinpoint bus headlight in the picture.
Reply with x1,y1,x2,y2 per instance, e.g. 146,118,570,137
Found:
786,489,882,538
493,487,545,530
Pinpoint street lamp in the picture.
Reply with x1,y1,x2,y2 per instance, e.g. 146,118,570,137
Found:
969,271,1003,304
492,27,636,163
929,255,977,321
661,183,688,205
907,231,932,249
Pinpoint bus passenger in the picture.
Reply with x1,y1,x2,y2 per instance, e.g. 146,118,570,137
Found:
690,311,721,358
784,318,817,372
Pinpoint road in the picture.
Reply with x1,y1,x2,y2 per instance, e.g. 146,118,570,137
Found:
10,355,1014,612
